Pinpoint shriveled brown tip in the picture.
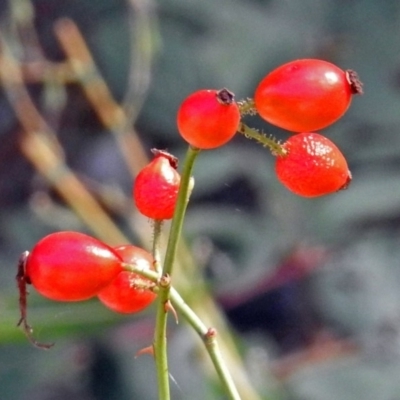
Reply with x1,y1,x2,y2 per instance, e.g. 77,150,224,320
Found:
151,149,178,169
216,88,235,105
346,70,363,95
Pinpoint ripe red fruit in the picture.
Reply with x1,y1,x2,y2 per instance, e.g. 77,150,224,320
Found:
254,59,363,132
275,132,351,197
98,245,157,314
177,88,241,149
25,231,123,301
133,150,180,220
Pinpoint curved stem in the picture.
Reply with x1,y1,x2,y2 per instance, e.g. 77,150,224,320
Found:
169,289,241,400
153,145,200,400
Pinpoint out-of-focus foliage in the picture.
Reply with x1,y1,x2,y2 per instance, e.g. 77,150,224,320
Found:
1,0,400,399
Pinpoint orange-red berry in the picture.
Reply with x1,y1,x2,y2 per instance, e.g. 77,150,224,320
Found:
25,231,123,301
133,150,180,220
177,88,241,149
254,59,362,132
98,245,156,314
275,132,351,197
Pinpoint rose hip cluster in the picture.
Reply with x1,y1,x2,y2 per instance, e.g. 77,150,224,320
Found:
177,58,362,197
17,58,362,346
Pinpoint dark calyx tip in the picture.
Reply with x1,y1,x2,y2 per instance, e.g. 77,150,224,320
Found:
216,88,235,105
346,70,364,95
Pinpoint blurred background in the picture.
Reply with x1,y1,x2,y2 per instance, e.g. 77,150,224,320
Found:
1,0,400,399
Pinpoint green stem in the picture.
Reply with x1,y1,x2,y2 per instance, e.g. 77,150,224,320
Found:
122,260,243,400
152,220,163,275
238,122,287,156
169,289,241,400
153,145,200,400
163,146,200,276
154,277,170,400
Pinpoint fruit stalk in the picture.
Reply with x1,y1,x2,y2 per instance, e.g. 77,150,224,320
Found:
238,122,286,156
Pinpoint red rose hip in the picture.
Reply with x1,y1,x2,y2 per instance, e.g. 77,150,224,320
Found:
133,150,181,220
254,59,362,132
275,132,351,197
177,88,241,149
98,245,157,314
25,231,123,301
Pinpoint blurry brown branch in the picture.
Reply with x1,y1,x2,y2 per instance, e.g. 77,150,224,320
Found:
0,37,129,245
19,61,77,84
53,18,148,177
124,0,160,123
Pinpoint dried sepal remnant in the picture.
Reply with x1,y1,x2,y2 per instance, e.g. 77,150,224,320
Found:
346,69,364,95
16,251,54,349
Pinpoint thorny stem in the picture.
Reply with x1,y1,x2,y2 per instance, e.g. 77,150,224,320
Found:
169,290,241,400
238,122,287,156
237,97,257,116
203,328,241,400
153,145,200,400
154,273,171,400
122,263,241,400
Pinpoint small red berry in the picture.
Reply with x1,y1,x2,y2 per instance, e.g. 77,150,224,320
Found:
133,150,180,220
24,231,123,301
177,88,241,149
275,132,351,197
254,59,362,132
98,245,157,314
